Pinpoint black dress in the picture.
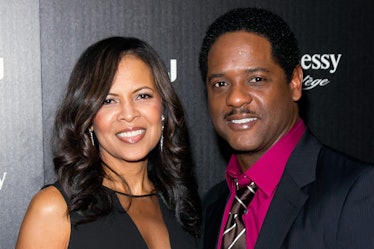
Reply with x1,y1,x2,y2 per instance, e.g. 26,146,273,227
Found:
49,183,197,249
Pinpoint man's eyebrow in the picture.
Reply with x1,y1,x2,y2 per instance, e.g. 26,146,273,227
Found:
244,67,270,73
207,73,225,82
207,67,270,82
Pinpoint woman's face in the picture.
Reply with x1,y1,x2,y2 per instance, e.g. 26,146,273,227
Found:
92,55,163,165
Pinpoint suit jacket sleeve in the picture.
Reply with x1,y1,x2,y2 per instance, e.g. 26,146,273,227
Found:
336,162,374,248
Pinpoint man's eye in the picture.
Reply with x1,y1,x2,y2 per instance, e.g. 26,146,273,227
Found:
251,77,264,83
213,81,227,88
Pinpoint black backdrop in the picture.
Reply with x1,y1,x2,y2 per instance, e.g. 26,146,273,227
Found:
1,1,373,248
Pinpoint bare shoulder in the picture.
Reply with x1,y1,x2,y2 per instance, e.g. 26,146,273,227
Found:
32,186,68,212
15,185,71,249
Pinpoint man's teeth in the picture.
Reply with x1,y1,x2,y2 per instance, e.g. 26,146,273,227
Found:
231,118,257,124
117,129,145,138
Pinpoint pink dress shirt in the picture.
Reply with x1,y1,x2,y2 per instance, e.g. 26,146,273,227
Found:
217,119,306,249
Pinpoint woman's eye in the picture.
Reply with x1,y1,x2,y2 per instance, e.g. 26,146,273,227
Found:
103,99,116,105
137,93,152,99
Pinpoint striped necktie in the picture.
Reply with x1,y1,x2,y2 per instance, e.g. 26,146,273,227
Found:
222,181,257,249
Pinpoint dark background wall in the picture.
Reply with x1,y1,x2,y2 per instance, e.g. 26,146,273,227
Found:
1,1,373,248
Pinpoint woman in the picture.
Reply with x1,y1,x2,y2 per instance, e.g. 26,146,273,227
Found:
16,37,201,249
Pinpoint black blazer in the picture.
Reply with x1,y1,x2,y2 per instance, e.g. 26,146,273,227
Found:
200,131,374,249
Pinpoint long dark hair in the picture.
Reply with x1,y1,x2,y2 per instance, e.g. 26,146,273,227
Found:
52,36,200,236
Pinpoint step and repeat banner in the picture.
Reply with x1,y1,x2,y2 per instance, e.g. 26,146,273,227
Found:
0,1,43,248
1,0,373,247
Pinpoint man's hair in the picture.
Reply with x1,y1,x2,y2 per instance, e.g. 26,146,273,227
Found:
199,7,300,83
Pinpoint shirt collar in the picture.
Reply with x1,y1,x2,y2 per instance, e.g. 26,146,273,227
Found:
226,119,306,196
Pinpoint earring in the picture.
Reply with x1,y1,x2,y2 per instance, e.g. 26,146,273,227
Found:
88,128,95,146
160,115,165,151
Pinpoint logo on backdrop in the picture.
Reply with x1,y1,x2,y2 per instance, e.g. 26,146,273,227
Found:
0,57,4,80
0,55,342,87
301,53,342,90
0,172,7,190
168,59,177,82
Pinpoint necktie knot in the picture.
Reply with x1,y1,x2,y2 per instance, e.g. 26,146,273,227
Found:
230,181,257,214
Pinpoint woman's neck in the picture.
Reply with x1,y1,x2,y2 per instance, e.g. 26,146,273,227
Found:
102,160,154,196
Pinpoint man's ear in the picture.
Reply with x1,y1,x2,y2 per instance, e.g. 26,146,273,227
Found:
290,65,303,101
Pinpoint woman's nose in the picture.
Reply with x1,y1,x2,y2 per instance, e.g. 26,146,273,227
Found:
119,101,140,122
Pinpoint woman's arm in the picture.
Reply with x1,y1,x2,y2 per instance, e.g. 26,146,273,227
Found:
15,186,71,249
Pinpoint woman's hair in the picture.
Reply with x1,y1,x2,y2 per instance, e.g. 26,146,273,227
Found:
52,36,201,236
199,7,300,83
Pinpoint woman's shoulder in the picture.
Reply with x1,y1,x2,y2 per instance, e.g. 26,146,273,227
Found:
22,185,70,232
33,184,68,213
15,184,71,249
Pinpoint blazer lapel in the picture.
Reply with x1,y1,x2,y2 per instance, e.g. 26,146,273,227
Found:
255,131,321,249
203,182,230,249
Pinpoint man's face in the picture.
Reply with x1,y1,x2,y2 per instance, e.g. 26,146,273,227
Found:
206,31,302,163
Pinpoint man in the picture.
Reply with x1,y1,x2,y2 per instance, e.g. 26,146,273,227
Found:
198,7,374,249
